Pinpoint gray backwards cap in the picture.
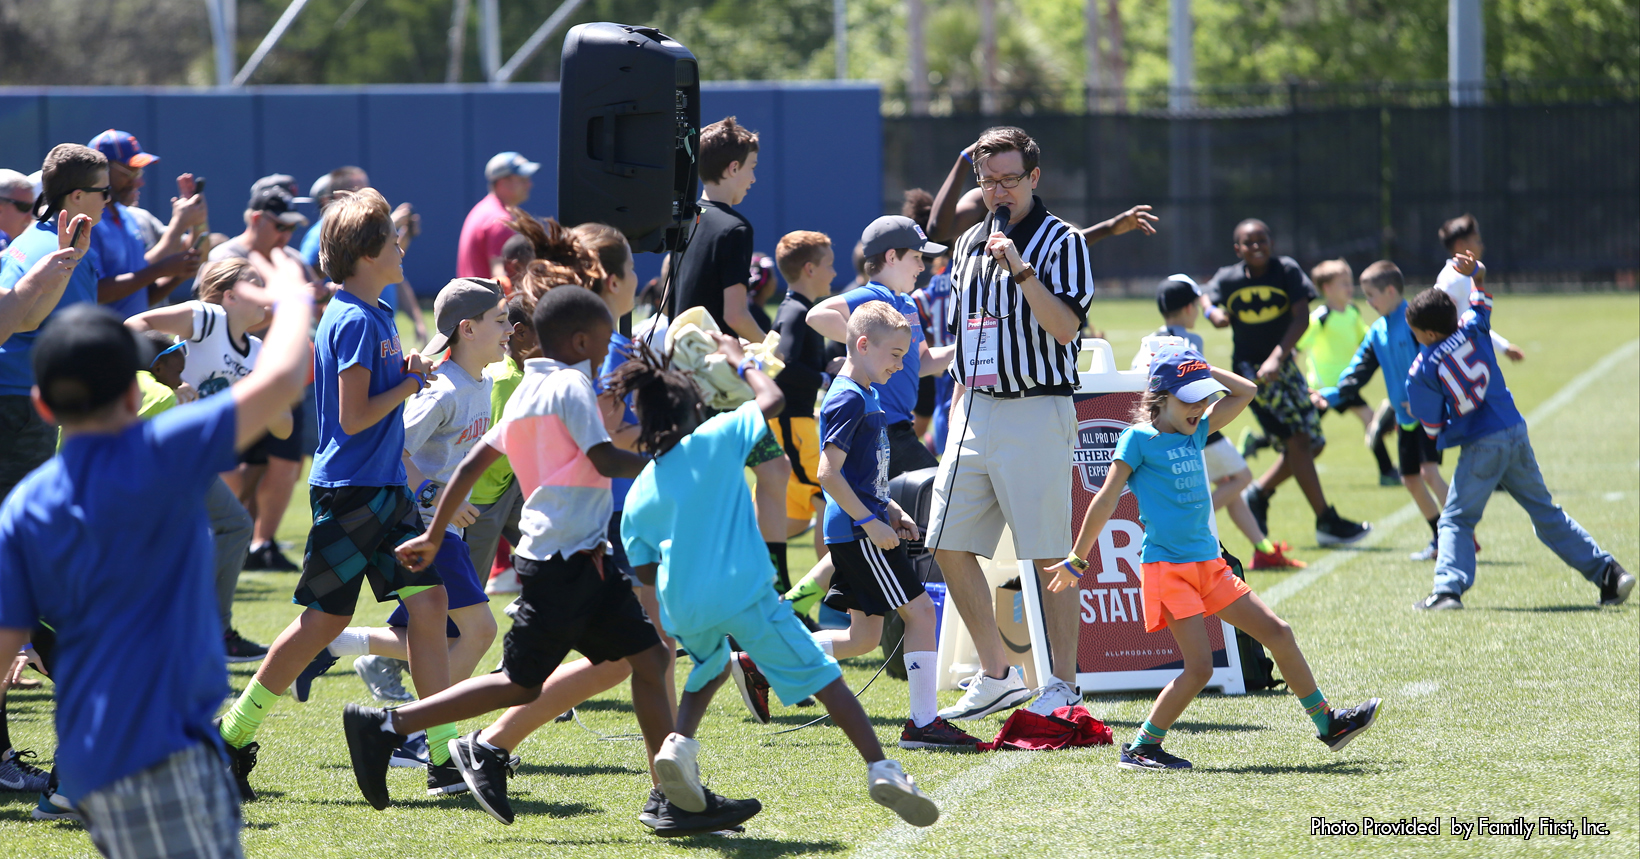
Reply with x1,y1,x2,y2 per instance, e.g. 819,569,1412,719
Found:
860,215,947,258
423,278,505,355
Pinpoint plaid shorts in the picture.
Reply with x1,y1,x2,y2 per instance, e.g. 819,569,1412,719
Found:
80,741,243,859
1239,359,1325,451
294,484,442,616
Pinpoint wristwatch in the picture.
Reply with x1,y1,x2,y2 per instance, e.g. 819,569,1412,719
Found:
1010,263,1036,283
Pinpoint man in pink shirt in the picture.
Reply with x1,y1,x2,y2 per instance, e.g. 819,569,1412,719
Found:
457,152,538,279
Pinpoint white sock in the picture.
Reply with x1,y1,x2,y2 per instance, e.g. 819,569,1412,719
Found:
814,636,835,658
327,628,373,658
905,651,938,728
380,712,397,734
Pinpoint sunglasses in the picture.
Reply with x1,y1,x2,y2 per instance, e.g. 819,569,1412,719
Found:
77,185,113,199
5,199,30,214
153,340,188,364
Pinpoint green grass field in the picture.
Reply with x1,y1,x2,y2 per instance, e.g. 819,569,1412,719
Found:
3,293,1636,858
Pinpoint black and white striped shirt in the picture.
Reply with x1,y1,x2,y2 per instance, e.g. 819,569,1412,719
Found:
945,197,1096,393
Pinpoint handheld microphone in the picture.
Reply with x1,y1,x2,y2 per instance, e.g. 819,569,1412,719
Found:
983,205,1012,285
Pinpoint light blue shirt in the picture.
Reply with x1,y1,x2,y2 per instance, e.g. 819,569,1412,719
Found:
1114,419,1219,564
622,402,772,637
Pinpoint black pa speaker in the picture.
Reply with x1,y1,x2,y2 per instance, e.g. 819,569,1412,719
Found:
558,23,700,254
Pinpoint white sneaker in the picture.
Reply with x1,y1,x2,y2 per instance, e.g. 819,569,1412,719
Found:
653,732,706,813
1023,678,1082,717
867,760,939,827
937,666,1035,722
485,566,521,595
1409,542,1437,561
502,598,521,619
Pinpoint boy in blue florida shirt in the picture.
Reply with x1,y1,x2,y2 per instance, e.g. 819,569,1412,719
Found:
215,189,453,801
807,215,955,475
616,330,941,831
1314,261,1452,561
0,250,312,857
1048,346,1381,770
1404,253,1632,611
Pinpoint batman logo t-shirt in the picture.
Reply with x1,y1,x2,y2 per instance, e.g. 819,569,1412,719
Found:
1207,255,1317,367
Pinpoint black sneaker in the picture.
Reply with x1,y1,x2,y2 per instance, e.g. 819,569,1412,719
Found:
293,648,338,703
1413,592,1463,611
1317,698,1381,751
898,717,982,752
246,542,300,572
450,732,514,824
1242,484,1271,537
342,704,405,810
426,759,468,796
649,789,763,838
638,787,666,828
1315,506,1370,547
1598,560,1635,606
219,729,259,802
223,628,268,663
1117,742,1192,771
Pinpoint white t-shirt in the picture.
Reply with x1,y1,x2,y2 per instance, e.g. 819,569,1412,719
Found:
1434,261,1511,351
403,360,493,502
180,301,260,399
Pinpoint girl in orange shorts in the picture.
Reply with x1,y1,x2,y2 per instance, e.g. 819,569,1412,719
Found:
1048,345,1379,770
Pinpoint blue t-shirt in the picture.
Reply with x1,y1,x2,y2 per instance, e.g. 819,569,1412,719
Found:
0,220,103,396
1407,282,1523,450
622,402,773,637
0,395,238,803
310,289,410,487
596,331,639,510
90,203,151,320
818,375,889,544
1114,419,1219,564
842,283,923,424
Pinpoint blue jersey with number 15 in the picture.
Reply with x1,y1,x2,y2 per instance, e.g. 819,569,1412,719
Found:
1406,281,1523,450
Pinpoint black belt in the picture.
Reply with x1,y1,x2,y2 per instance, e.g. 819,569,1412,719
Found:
981,384,1073,400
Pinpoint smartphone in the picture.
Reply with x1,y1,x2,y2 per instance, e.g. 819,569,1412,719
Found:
192,232,210,253
194,177,206,195
69,218,87,248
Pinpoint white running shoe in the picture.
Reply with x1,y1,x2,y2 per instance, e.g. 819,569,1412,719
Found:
653,732,707,813
937,665,1034,722
354,655,414,703
1023,677,1082,717
867,760,939,827
485,566,521,595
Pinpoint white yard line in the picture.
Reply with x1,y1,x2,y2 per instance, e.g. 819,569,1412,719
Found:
855,339,1640,857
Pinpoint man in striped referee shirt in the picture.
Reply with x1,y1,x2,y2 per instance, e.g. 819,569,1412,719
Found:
924,126,1095,721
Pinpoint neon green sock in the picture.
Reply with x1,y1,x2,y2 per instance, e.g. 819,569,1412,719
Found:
1299,689,1330,733
784,566,828,615
219,680,278,748
1132,719,1167,747
1255,539,1276,554
426,723,459,766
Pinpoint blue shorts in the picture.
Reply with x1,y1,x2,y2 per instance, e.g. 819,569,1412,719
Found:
674,589,840,706
388,530,488,637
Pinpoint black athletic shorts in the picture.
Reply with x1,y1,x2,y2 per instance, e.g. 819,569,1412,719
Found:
914,375,936,418
502,552,661,688
294,484,442,615
1396,422,1443,477
240,399,306,464
887,421,938,476
823,538,927,616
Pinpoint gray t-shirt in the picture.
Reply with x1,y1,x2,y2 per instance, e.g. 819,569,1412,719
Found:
403,360,493,503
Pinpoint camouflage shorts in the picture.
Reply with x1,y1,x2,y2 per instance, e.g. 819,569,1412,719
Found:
1239,359,1324,451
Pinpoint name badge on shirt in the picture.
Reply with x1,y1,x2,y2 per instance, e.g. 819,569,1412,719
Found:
962,315,1000,388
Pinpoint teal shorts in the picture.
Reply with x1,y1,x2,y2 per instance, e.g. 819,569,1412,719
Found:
675,589,840,706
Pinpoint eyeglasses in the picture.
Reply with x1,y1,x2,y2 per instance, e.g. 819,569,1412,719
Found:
153,340,188,363
273,222,297,233
77,186,112,199
975,173,1028,191
4,199,30,214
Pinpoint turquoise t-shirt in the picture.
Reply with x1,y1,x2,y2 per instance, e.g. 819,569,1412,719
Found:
621,402,772,637
1114,419,1218,564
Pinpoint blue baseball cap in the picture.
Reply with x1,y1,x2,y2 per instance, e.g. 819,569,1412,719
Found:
1147,345,1229,404
88,129,158,168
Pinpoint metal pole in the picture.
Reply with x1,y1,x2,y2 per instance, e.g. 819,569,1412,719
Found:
446,0,469,83
979,0,998,114
1448,0,1484,106
494,0,590,83
834,0,848,80
203,0,234,87
908,0,928,115
1169,0,1193,112
1084,0,1102,112
232,0,315,87
481,0,501,82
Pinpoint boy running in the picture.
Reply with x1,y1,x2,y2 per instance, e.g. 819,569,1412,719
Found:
0,249,312,858
1295,259,1398,484
1048,345,1380,769
1405,254,1631,610
615,330,941,829
213,189,451,800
